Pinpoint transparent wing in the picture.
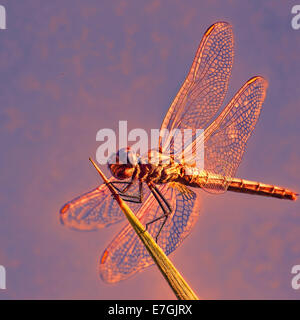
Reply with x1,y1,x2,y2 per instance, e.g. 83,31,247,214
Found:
202,76,268,192
99,183,200,283
60,178,149,230
160,22,234,154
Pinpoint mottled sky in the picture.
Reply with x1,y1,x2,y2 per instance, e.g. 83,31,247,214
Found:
0,0,300,299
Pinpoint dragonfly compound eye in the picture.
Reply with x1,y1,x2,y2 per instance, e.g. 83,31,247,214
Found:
116,147,137,166
108,163,135,180
107,148,137,180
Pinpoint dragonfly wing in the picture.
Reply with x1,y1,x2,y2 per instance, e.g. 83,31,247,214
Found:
60,178,147,230
160,22,234,153
203,76,268,192
99,183,200,283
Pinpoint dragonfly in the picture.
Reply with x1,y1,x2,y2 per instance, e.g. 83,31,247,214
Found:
60,22,298,284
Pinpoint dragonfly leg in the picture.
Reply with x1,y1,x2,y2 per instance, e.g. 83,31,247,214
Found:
155,215,168,243
106,181,131,193
107,181,143,204
145,182,173,242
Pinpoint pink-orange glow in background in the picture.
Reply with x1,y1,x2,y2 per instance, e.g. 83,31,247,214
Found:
0,0,299,299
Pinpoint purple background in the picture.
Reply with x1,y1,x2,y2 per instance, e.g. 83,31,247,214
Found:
0,0,299,299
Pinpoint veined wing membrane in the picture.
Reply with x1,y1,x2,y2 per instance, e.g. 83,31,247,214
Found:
99,183,200,283
200,76,268,192
160,22,234,153
60,178,148,230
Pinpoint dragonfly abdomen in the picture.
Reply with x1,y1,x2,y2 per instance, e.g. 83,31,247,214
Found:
178,167,227,190
176,167,297,200
227,178,297,201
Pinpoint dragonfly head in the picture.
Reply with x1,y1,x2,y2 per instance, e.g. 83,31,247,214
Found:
107,147,138,180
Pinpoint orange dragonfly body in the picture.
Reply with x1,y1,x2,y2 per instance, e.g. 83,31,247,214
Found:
60,22,297,283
